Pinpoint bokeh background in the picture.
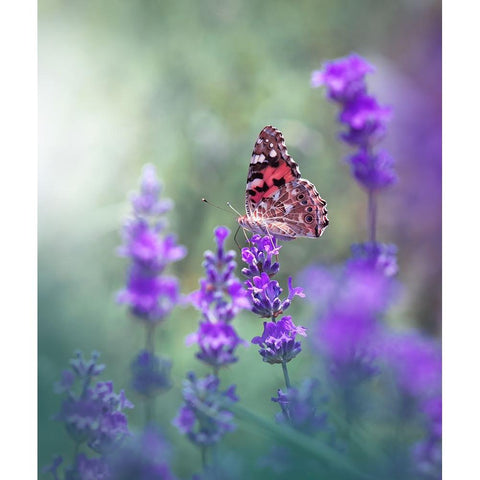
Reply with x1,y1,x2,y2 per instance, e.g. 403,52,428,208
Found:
38,0,441,477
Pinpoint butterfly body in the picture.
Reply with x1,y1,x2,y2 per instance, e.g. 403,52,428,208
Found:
238,125,329,241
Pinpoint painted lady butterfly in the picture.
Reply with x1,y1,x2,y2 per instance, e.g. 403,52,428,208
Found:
237,125,329,241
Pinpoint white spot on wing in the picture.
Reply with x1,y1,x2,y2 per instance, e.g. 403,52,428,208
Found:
269,149,277,158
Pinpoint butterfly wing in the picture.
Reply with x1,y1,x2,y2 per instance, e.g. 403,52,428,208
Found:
243,125,329,240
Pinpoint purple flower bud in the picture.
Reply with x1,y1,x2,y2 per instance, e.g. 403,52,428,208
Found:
130,350,172,397
190,226,250,325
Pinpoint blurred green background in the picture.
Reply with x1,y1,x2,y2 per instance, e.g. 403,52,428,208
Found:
38,0,441,477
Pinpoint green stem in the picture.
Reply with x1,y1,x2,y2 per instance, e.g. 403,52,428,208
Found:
201,445,208,470
368,189,377,243
281,361,291,389
146,323,155,353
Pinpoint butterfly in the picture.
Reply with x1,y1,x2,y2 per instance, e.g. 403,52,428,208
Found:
237,125,329,241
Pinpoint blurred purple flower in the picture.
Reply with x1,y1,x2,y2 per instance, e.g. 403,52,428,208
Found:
107,427,176,480
252,316,307,365
241,234,281,279
54,352,133,454
130,350,172,397
311,53,374,101
186,321,247,369
380,333,441,399
347,149,397,191
412,395,442,479
118,268,180,322
272,378,328,434
69,454,110,480
117,164,186,324
349,242,398,277
130,164,173,217
173,372,238,447
190,226,250,323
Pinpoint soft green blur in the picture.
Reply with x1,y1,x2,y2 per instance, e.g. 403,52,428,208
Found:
39,0,441,477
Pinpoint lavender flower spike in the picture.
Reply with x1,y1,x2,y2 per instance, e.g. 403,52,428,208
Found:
188,226,248,369
117,164,186,324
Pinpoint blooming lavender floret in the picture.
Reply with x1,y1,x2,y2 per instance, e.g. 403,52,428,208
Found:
54,351,134,454
252,316,307,364
130,350,172,397
117,164,186,324
173,372,238,447
247,273,305,319
241,234,281,279
271,378,328,434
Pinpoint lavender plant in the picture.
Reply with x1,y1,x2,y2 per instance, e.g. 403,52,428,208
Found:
308,53,442,478
174,226,246,470
241,234,306,389
117,164,186,424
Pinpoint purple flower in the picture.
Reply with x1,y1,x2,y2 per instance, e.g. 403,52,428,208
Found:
380,333,441,399
54,352,134,454
312,54,396,193
130,164,174,217
412,396,442,480
347,150,397,191
71,454,110,480
117,268,180,323
246,273,304,319
340,95,392,148
242,235,304,321
190,226,250,323
186,321,247,369
349,242,398,277
241,234,281,279
311,53,374,101
107,427,176,480
130,350,172,397
252,316,307,364
173,372,238,447
117,164,186,324
271,378,328,434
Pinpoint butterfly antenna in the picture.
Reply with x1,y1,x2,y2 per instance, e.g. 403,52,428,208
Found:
202,198,237,216
226,202,243,217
